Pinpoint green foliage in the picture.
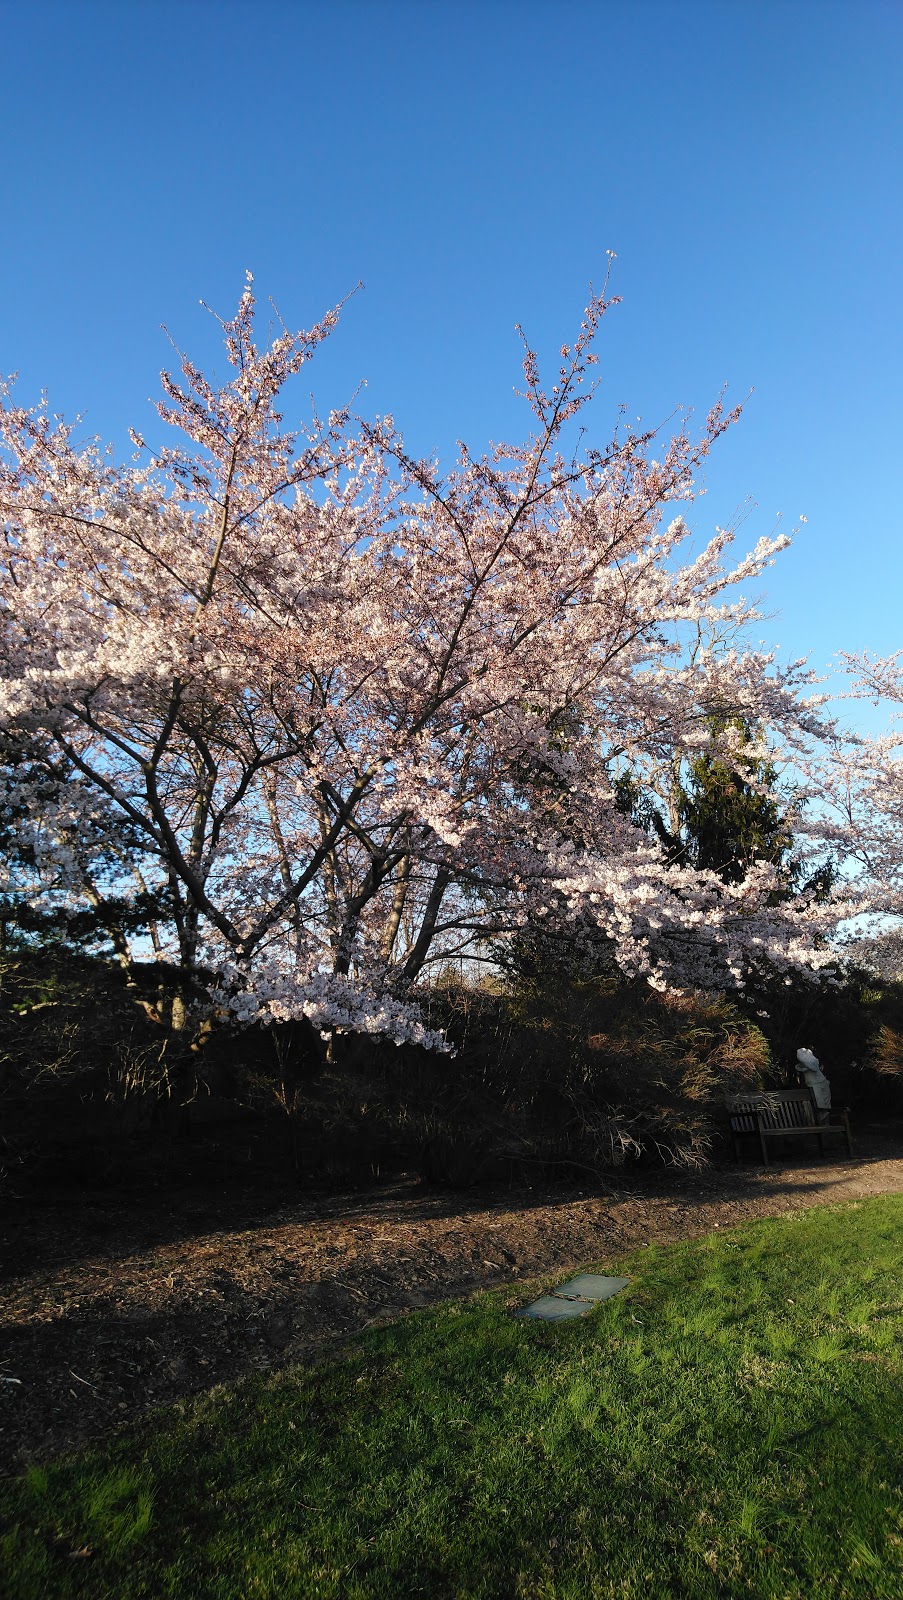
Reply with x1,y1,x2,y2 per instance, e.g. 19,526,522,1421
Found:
5,1198,903,1598
0,732,171,962
614,717,797,889
0,885,173,958
676,723,794,884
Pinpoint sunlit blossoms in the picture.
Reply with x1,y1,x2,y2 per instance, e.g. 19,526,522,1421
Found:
795,654,903,932
0,276,861,1043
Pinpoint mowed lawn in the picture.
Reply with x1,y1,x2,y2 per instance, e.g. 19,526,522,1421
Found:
4,1198,903,1599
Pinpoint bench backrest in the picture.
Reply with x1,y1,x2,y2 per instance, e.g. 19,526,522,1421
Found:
724,1089,816,1132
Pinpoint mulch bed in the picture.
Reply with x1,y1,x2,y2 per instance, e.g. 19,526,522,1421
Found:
3,1121,903,1475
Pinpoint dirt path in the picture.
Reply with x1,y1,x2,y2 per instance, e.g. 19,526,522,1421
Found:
3,1122,903,1474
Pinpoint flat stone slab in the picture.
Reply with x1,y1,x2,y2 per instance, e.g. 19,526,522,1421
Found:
517,1274,630,1320
518,1295,597,1321
554,1275,631,1301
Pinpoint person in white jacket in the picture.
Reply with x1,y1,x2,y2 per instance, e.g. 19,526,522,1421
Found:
795,1047,831,1124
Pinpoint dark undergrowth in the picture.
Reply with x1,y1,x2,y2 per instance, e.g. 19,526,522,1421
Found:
2,946,903,1200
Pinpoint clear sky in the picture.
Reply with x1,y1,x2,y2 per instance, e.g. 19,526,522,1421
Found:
1,0,900,726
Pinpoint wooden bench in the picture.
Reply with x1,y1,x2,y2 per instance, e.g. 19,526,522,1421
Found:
724,1089,854,1166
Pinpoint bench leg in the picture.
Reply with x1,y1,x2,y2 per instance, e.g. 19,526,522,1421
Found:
843,1112,854,1158
757,1119,769,1166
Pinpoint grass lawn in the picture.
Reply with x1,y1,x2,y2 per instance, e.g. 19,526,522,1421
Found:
3,1197,903,1599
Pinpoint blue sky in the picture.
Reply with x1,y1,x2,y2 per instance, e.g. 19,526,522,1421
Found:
2,0,901,727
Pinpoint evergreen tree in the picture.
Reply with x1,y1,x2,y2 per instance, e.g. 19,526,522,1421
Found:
674,719,793,885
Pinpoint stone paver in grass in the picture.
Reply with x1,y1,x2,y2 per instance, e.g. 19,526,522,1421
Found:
556,1274,631,1301
518,1273,630,1320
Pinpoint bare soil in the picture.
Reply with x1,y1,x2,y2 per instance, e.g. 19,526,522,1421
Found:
3,1121,903,1476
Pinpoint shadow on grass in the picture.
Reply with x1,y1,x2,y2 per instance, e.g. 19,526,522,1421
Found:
5,1197,903,1598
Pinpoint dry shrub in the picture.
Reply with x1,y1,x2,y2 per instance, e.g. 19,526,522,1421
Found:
404,977,774,1182
2,946,779,1194
855,1022,903,1113
868,1024,903,1078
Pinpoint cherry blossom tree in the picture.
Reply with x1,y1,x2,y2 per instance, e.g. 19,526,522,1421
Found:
0,273,850,1043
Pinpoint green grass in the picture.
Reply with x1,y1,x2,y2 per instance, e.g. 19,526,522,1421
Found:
4,1198,903,1599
